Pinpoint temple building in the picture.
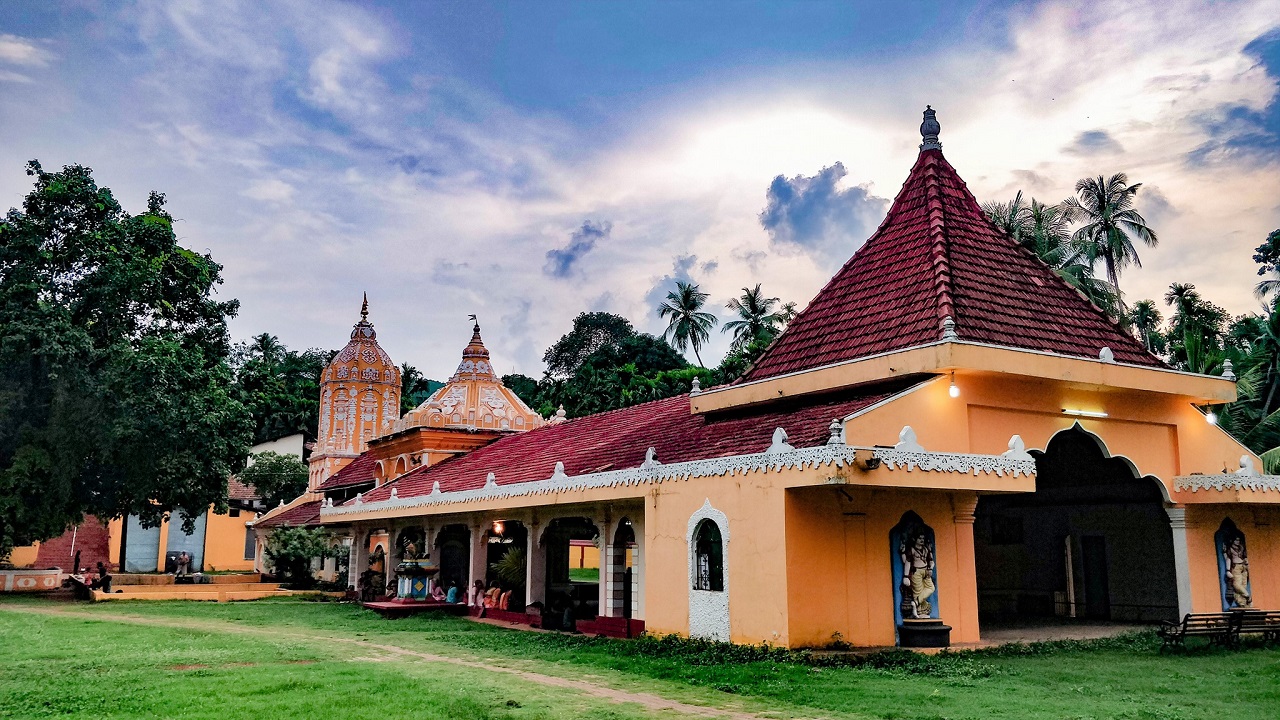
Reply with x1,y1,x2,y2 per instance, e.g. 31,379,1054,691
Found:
263,108,1279,647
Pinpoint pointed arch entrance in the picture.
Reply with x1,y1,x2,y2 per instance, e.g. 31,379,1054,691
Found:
974,425,1178,624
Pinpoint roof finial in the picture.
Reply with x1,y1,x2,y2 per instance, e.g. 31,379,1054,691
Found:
360,292,369,323
919,105,941,151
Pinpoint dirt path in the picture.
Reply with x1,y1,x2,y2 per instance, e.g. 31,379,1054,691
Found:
0,603,803,720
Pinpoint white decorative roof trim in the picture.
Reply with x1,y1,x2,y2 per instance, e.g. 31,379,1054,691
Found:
876,448,1036,477
1174,475,1280,493
895,425,925,452
766,427,794,454
321,443,1036,516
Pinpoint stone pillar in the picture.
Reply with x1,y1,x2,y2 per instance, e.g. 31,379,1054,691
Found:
951,492,981,644
1166,507,1194,618
526,517,545,607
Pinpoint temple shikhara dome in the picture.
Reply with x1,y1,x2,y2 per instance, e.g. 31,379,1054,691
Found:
308,295,402,489
390,320,543,435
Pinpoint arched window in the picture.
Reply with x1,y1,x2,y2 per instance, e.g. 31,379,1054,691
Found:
693,519,724,591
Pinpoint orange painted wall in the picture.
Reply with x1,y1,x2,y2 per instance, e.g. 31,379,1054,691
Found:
845,374,1255,493
1186,505,1280,613
784,486,979,647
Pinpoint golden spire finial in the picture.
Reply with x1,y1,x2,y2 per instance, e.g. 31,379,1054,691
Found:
360,292,369,323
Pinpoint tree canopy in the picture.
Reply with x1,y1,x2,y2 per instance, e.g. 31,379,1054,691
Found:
231,334,330,445
237,451,309,509
0,161,252,556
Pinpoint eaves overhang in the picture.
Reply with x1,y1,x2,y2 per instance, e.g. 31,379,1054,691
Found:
693,341,1236,414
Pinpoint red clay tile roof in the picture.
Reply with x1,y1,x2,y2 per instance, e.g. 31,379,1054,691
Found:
742,148,1163,381
355,378,923,504
227,476,260,501
317,452,377,491
255,500,323,529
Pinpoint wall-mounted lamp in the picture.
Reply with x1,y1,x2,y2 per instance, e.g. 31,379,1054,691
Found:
1062,409,1108,418
949,372,960,398
1205,410,1218,425
491,520,505,536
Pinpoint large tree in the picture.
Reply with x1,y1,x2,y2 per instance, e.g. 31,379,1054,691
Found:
542,312,636,380
0,161,252,557
1062,173,1159,310
658,281,717,367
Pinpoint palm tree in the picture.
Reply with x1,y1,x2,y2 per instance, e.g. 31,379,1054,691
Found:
1062,173,1159,311
981,191,1031,244
777,301,798,327
722,284,785,350
658,281,717,367
1126,299,1163,352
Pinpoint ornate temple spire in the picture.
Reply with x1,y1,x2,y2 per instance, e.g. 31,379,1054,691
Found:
919,105,941,151
352,293,376,339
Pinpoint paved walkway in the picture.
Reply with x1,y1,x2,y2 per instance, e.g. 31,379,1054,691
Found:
977,619,1151,645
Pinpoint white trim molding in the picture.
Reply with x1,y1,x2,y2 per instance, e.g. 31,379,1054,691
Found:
1174,475,1280,493
322,443,1037,518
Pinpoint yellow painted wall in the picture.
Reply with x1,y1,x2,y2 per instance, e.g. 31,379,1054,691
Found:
784,486,980,647
7,544,39,568
204,510,258,572
641,470,792,646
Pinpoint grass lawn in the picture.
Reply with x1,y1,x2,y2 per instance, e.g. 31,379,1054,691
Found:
2,597,1278,720
567,567,600,583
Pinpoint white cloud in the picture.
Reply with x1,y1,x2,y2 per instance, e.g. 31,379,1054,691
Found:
0,34,53,67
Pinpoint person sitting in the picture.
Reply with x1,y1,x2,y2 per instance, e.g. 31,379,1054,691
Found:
430,584,446,602
93,562,112,593
484,582,501,608
445,583,460,604
498,590,512,610
471,579,486,608
174,551,191,577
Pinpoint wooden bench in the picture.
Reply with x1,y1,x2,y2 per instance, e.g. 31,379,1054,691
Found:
1157,613,1236,650
1235,609,1280,643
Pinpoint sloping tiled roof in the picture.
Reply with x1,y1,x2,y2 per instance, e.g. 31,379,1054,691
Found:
227,476,260,501
255,500,322,529
354,378,924,504
317,452,377,491
742,146,1163,381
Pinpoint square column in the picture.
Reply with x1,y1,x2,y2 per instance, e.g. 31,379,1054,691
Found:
526,518,546,607
1166,507,1194,618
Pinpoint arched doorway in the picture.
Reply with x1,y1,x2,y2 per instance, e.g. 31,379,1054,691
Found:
485,519,527,610
975,425,1177,624
541,517,600,627
436,524,470,597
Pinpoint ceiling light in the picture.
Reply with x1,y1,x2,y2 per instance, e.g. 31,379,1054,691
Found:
1062,409,1108,418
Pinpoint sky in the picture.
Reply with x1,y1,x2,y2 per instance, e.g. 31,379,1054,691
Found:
1,0,1278,381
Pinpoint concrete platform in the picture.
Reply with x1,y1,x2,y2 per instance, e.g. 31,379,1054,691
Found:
91,582,323,602
363,599,470,618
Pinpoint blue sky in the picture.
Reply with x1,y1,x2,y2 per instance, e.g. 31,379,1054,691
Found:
1,0,1278,380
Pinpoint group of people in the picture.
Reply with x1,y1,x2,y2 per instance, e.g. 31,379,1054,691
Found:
471,579,513,614
429,580,461,603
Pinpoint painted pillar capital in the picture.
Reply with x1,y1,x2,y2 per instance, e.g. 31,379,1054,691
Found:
951,493,979,524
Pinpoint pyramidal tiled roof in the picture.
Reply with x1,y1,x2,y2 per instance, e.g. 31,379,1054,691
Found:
743,109,1163,382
